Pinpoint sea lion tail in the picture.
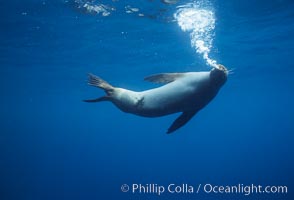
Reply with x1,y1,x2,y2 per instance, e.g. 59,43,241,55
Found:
84,73,115,103
83,96,110,103
87,73,114,93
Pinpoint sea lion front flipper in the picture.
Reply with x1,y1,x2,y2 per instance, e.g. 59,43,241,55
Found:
167,111,197,134
144,73,184,84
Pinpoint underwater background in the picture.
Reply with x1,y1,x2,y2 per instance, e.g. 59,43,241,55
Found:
0,0,293,199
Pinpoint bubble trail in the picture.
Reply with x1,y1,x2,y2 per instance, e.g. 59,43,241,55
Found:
174,2,219,69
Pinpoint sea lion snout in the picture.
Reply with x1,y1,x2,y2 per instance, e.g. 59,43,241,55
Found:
210,64,228,86
217,64,228,74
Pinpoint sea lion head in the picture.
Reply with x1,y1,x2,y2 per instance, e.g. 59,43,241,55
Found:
210,64,228,87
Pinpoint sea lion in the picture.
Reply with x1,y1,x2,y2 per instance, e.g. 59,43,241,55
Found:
84,64,228,133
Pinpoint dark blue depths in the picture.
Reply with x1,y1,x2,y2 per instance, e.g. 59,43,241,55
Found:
0,0,293,199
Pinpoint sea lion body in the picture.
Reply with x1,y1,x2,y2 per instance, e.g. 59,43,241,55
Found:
113,72,211,117
84,65,228,133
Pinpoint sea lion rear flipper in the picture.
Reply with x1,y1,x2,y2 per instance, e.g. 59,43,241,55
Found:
167,111,197,134
144,73,184,84
83,96,110,103
87,73,114,92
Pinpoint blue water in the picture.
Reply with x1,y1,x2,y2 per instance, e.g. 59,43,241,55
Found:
1,0,293,199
